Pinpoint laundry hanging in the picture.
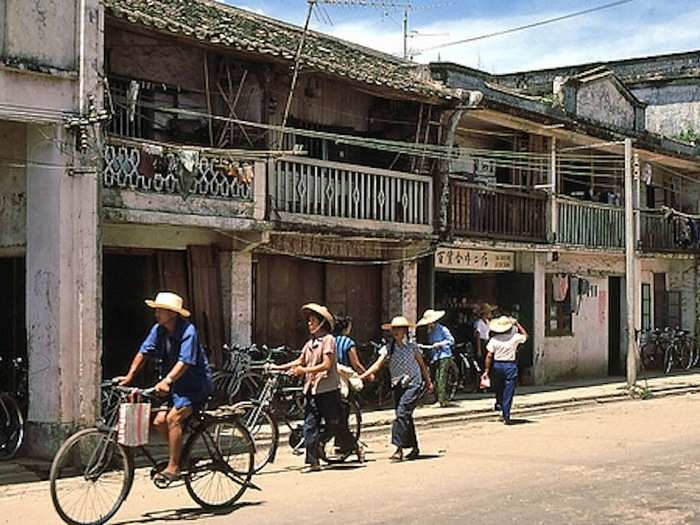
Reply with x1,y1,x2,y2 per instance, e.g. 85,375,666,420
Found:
552,274,569,302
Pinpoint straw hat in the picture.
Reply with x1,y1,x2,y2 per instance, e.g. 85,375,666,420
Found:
416,309,446,327
478,303,497,316
301,303,335,329
381,316,414,331
145,292,190,317
489,316,515,334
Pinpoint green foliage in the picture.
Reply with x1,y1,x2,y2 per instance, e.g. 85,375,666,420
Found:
675,127,699,144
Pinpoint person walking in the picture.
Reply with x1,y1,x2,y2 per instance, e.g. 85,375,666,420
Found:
271,303,360,472
481,316,528,425
333,315,367,375
416,309,455,407
360,316,433,461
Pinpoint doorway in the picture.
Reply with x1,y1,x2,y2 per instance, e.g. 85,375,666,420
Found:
608,277,622,376
0,257,26,396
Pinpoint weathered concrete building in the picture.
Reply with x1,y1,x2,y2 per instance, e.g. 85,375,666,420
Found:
3,0,700,458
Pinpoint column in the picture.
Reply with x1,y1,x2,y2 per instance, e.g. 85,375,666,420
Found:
221,250,254,346
383,259,418,324
532,252,547,385
25,124,101,459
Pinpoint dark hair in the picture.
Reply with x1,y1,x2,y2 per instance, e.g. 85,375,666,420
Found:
333,314,352,336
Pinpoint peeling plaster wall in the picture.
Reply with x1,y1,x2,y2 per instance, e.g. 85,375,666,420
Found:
1,0,77,70
633,83,700,138
0,120,26,248
576,80,636,130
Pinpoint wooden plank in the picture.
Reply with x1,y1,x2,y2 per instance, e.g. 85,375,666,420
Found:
187,245,224,367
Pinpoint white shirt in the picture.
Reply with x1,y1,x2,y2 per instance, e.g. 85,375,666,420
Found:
486,330,527,362
475,319,491,341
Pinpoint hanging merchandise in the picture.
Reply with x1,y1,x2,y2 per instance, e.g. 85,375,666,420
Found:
127,80,140,123
552,274,569,302
177,149,199,199
642,163,653,186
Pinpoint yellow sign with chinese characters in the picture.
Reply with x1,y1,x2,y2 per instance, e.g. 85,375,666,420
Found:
435,247,515,272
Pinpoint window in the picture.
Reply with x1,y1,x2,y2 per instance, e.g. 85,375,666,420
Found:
546,275,573,337
641,283,652,331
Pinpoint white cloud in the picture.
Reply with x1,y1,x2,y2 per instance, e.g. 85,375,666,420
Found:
318,4,700,74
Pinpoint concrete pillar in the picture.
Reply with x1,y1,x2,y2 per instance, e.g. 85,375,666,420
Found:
532,253,547,385
221,250,254,346
25,124,100,458
383,260,418,324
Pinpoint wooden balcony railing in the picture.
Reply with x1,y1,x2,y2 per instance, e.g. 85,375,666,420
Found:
271,157,433,228
557,197,625,249
449,180,548,242
639,210,700,253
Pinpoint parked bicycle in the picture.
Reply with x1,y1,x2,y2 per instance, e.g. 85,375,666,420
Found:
49,380,257,525
0,356,26,460
640,327,696,374
356,341,393,408
453,342,483,394
235,369,362,472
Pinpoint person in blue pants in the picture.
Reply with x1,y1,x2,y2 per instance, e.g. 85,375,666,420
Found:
481,316,528,425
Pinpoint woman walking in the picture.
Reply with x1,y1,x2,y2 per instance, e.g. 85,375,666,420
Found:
361,316,433,461
416,309,455,407
271,303,360,472
481,316,528,425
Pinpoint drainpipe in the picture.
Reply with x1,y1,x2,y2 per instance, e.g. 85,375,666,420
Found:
78,0,86,114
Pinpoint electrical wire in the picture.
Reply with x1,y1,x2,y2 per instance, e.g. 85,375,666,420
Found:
419,0,635,53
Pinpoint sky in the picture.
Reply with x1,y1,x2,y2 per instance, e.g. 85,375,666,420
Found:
223,0,700,74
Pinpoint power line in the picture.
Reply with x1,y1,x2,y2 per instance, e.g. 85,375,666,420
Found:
419,0,636,54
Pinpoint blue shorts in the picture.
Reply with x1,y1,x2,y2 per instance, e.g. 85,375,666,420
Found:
155,391,209,412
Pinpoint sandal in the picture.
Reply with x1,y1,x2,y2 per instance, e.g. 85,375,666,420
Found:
405,448,420,461
356,446,366,464
389,449,403,462
154,470,183,488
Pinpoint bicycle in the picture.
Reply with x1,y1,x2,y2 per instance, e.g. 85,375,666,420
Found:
234,370,362,472
49,380,257,525
453,342,482,394
0,356,26,460
357,341,393,408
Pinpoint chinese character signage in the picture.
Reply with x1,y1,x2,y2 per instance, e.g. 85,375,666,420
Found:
434,247,515,272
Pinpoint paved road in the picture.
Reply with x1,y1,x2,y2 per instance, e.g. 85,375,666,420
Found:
2,394,699,525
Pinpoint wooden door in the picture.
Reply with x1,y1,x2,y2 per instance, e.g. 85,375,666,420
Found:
325,264,382,344
653,273,667,329
255,255,324,349
187,245,225,367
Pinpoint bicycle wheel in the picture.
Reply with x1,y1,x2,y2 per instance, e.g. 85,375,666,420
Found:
234,401,279,473
679,340,694,370
461,359,480,394
50,428,133,525
663,345,674,374
183,417,255,509
640,342,658,370
0,394,24,460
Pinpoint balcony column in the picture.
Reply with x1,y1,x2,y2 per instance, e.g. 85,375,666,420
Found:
25,124,101,459
549,137,558,242
220,250,254,346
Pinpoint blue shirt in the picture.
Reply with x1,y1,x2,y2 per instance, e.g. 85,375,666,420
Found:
427,323,455,363
335,335,356,367
139,318,213,397
379,340,423,388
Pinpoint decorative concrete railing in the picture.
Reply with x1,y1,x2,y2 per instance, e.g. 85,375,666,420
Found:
557,197,625,249
449,180,548,242
271,157,433,227
103,141,253,202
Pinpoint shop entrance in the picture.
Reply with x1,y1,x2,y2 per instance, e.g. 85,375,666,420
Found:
255,254,382,349
0,257,26,398
435,271,535,368
608,277,623,376
102,246,224,381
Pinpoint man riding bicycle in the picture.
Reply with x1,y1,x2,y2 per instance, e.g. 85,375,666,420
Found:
119,292,213,486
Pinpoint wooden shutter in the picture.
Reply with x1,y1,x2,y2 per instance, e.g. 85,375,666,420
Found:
187,245,225,367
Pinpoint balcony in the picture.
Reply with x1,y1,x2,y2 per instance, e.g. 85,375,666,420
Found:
449,180,548,242
102,138,265,227
556,197,625,249
269,157,433,234
639,210,700,253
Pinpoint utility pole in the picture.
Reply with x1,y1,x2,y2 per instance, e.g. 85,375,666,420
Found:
624,137,639,386
403,7,409,59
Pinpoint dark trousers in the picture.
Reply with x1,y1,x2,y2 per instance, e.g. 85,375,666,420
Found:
391,384,423,449
493,362,518,421
303,389,356,465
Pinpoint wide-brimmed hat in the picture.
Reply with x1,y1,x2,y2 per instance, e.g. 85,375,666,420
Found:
478,303,497,316
302,303,335,329
489,316,515,334
381,316,414,331
145,292,190,317
416,309,446,327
